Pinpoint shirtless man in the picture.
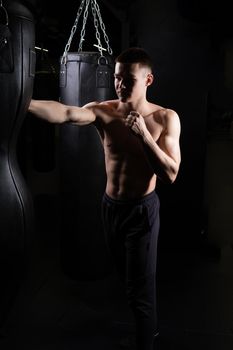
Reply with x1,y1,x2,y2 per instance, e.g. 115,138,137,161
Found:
29,47,181,350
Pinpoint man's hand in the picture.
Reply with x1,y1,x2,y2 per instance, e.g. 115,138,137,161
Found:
125,111,148,137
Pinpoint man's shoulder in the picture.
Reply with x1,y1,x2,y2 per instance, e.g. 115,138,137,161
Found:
84,99,118,113
149,102,177,117
147,104,179,133
83,100,120,127
98,99,119,109
151,105,179,122
96,100,121,121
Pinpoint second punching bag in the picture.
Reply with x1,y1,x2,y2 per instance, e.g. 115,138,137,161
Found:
59,1,116,280
0,0,35,327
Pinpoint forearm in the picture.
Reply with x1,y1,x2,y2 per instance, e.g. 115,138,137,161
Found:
142,131,179,184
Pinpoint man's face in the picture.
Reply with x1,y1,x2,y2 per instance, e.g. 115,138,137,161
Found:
114,62,152,103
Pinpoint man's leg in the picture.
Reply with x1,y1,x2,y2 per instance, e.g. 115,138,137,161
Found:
101,192,160,350
125,192,160,350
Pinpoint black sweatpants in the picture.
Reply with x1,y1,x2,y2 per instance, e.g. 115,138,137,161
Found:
102,191,160,350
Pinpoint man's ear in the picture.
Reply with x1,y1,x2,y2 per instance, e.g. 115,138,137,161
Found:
146,73,154,86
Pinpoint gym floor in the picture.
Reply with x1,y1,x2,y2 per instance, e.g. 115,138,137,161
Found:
0,131,233,350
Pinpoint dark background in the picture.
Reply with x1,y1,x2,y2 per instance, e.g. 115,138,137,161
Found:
1,0,233,349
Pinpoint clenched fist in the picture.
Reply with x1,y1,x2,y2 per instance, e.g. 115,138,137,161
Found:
125,111,147,137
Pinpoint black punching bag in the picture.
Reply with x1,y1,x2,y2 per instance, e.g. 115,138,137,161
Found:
59,52,116,280
0,0,35,327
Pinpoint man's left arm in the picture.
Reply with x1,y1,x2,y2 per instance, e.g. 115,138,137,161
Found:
126,109,181,184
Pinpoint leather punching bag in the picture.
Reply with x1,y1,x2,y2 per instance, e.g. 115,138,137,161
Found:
0,0,35,327
59,51,116,280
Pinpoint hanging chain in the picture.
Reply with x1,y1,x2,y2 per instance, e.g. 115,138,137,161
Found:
61,0,113,64
91,0,103,55
61,0,86,64
92,0,112,55
78,0,91,52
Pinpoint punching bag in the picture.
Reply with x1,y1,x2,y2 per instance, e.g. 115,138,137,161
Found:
0,0,35,327
59,52,116,280
59,0,116,280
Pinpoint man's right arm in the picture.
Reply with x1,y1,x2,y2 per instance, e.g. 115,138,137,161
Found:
28,99,97,125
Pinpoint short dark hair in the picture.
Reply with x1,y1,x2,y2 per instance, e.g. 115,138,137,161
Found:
115,47,154,72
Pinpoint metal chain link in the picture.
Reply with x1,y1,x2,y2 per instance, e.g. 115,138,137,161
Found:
61,0,86,64
78,0,91,52
91,0,103,55
61,0,113,64
92,0,113,55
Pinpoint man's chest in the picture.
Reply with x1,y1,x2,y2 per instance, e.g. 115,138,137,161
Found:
96,111,163,153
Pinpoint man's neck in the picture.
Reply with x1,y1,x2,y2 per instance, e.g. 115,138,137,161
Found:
118,98,149,116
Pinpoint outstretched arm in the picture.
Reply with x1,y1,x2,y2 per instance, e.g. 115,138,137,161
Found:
28,99,97,125
126,109,181,184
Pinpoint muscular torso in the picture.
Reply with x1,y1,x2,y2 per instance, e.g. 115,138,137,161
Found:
94,100,164,200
